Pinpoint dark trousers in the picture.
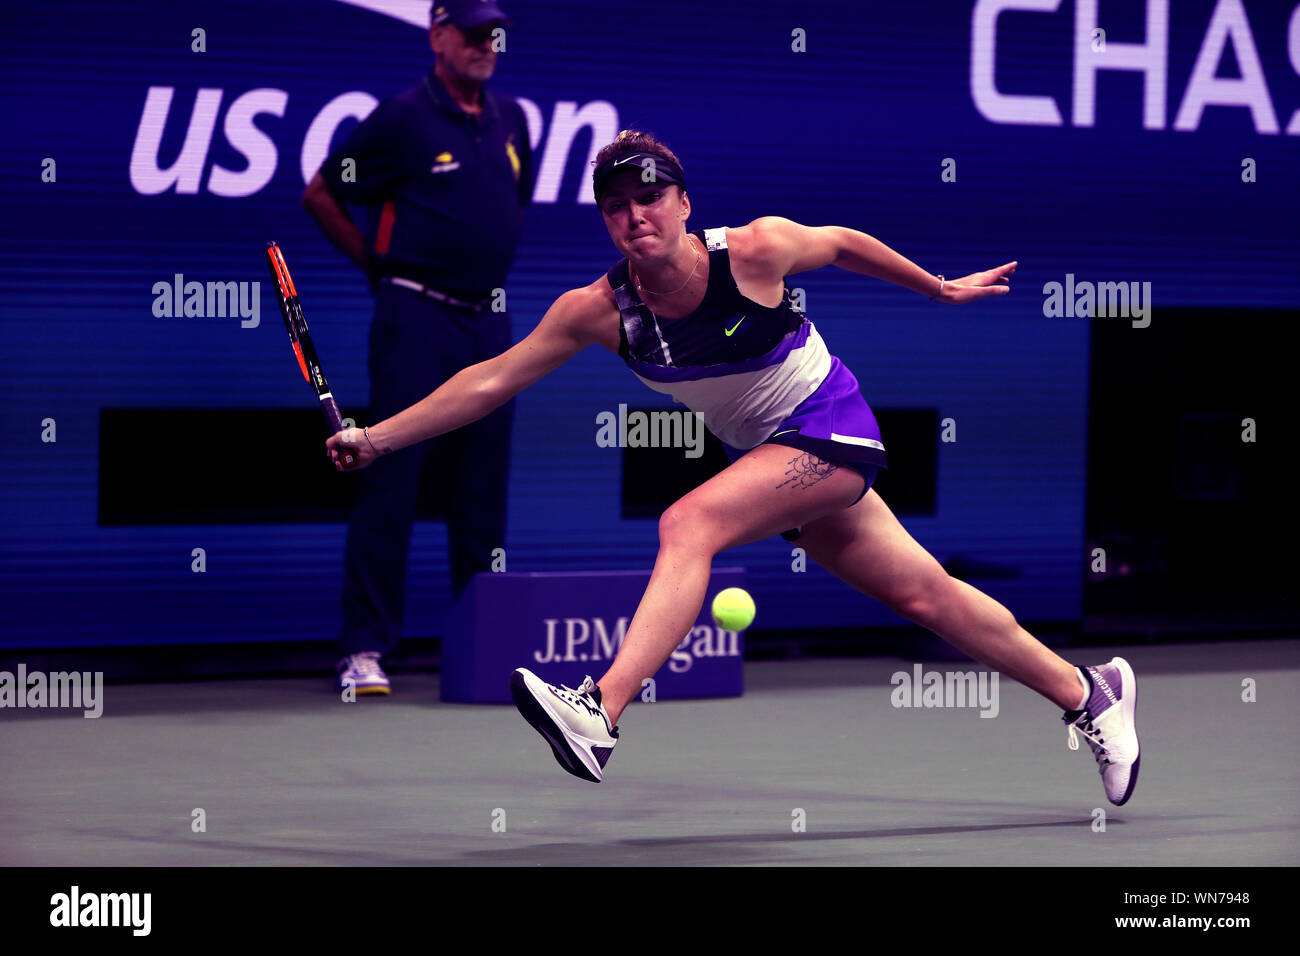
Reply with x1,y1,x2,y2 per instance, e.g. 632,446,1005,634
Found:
340,282,514,657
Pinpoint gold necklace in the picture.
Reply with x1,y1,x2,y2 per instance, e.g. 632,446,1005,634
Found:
632,234,702,297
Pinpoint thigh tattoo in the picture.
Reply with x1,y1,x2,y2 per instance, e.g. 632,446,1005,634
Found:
776,451,838,491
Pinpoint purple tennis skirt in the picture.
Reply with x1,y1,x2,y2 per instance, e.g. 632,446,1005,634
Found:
722,357,888,509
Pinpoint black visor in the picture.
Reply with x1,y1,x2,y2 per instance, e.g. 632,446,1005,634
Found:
593,151,686,203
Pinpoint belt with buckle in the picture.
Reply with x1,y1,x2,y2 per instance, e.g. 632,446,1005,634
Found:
382,276,490,313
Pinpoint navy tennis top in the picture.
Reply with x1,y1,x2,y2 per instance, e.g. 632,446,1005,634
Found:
605,227,833,449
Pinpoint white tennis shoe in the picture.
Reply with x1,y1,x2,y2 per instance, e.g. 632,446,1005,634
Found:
1064,657,1140,806
510,668,619,782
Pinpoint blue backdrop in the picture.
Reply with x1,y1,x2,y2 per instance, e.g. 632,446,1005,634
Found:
2,0,1296,646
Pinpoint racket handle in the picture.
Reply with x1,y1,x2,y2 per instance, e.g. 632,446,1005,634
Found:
320,397,356,468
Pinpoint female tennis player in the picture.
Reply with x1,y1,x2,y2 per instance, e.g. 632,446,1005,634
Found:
326,131,1140,806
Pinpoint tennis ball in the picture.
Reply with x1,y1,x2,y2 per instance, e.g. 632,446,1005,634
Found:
711,587,756,631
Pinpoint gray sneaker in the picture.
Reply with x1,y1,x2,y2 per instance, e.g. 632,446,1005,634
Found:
337,652,390,696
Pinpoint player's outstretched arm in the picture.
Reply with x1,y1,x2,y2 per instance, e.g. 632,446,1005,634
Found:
326,285,605,470
739,216,1016,303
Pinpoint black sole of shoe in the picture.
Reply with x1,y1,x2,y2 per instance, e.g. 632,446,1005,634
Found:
509,671,601,783
1115,754,1140,807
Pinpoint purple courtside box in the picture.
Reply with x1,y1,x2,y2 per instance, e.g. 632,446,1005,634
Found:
441,568,747,703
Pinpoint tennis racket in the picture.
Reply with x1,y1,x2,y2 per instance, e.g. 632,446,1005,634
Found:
265,241,355,468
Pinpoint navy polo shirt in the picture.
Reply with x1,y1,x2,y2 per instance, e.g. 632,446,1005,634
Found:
323,68,534,301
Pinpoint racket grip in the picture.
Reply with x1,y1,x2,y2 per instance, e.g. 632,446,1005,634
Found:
320,397,356,468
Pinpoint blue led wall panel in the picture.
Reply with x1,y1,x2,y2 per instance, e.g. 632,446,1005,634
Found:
2,0,1295,646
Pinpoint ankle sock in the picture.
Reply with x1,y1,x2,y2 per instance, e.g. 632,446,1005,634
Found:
1074,667,1091,710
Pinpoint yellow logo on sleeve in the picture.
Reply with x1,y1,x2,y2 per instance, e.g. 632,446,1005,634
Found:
506,136,520,180
435,151,453,163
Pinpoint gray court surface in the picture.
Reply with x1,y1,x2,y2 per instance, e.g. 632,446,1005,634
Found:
2,639,1296,866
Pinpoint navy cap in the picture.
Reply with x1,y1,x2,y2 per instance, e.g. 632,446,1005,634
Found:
431,0,511,28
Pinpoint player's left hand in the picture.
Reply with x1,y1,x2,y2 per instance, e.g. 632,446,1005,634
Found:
935,261,1017,303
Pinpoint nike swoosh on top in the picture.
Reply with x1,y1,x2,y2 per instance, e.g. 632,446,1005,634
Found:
773,428,798,437
725,316,745,336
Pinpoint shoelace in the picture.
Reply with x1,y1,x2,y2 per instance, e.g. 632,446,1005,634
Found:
348,653,384,677
552,681,605,720
1066,713,1111,767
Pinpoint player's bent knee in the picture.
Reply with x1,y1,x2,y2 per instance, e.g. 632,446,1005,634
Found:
657,501,715,552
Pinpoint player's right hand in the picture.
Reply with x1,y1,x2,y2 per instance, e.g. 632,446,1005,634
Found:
326,427,379,471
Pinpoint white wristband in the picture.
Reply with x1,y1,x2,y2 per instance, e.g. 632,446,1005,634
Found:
929,275,946,301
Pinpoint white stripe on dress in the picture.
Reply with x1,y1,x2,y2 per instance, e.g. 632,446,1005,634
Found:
633,324,832,449
830,433,886,451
